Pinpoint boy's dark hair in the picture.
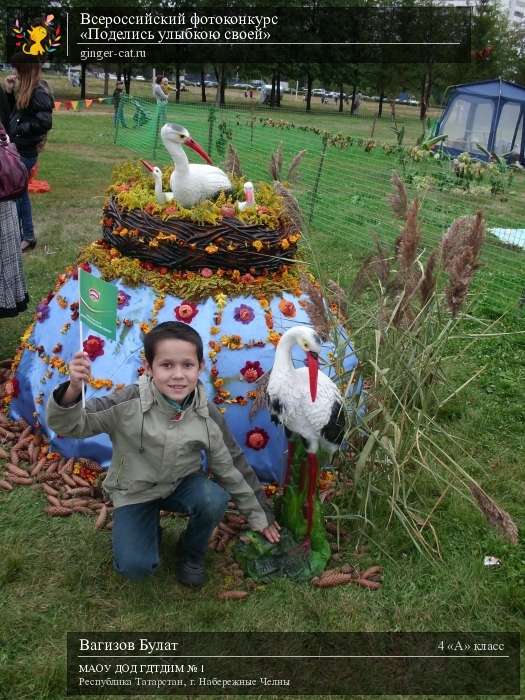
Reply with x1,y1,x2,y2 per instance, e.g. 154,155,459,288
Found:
143,321,203,366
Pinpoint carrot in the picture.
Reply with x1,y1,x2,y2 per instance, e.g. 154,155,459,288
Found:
73,506,94,515
72,474,91,488
355,578,381,590
62,486,92,498
62,473,76,488
42,483,60,497
46,494,62,508
9,450,19,466
360,566,383,580
45,506,73,517
218,521,237,536
88,502,104,511
0,479,13,491
30,458,47,477
6,463,30,478
95,505,108,530
0,446,9,460
7,475,33,485
225,513,247,527
66,498,92,508
340,563,357,575
312,573,355,588
217,591,248,600
60,458,75,475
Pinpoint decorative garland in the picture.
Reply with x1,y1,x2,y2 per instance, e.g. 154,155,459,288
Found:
80,241,304,301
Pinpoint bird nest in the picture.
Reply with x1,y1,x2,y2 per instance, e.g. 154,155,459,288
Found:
102,196,300,273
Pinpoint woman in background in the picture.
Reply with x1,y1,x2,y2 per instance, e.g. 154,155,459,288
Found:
0,84,29,317
4,54,54,252
153,75,170,105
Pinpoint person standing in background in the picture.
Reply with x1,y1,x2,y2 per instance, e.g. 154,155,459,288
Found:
153,75,170,105
112,80,127,128
0,84,29,317
4,53,54,252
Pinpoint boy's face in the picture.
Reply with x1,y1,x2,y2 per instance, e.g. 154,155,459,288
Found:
144,338,203,402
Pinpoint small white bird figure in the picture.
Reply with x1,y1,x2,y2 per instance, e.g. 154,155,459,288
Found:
267,326,346,546
140,163,174,204
237,181,256,212
141,123,231,208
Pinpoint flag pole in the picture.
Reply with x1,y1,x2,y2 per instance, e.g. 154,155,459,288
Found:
78,269,86,408
79,317,86,408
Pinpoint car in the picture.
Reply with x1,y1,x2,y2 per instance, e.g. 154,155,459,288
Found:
204,80,218,87
135,75,145,81
232,83,254,90
311,88,326,96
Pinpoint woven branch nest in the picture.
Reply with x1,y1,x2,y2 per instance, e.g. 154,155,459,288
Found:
102,197,298,273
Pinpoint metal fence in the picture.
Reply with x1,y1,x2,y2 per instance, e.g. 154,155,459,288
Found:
114,96,525,313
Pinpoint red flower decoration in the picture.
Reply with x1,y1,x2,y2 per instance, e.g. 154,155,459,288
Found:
175,301,199,323
234,304,255,325
72,262,91,280
240,273,255,284
4,377,20,398
278,299,296,318
201,267,213,278
240,360,264,383
246,427,269,451
83,335,105,361
70,302,79,321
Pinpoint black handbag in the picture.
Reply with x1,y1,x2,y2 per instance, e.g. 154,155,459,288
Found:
0,125,28,202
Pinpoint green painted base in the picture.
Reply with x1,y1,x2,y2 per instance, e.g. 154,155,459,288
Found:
233,439,331,582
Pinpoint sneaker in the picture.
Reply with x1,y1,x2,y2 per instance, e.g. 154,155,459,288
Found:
175,540,206,588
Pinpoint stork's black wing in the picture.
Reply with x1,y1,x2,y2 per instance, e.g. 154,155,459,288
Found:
321,400,346,446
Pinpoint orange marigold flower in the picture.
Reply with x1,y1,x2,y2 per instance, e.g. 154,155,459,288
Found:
278,299,296,317
210,326,220,335
252,240,263,252
280,239,290,250
267,330,282,346
205,244,219,254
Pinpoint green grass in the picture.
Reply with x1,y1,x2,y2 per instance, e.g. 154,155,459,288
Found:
0,106,524,700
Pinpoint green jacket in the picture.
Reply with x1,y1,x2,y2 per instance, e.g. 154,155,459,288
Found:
46,376,273,530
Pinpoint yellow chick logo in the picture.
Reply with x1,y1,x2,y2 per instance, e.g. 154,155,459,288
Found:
23,25,48,56
11,14,62,57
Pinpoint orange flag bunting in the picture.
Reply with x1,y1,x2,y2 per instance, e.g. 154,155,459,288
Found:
85,99,93,108
71,101,79,111
54,101,62,110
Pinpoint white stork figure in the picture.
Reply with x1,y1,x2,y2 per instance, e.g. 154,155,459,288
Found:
267,326,346,547
141,123,232,208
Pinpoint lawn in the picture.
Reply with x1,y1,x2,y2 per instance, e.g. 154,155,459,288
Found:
0,105,523,700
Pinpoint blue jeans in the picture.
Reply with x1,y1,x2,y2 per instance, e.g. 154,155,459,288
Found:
112,472,229,581
16,154,37,242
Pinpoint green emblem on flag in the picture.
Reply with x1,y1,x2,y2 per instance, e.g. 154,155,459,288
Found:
79,269,118,340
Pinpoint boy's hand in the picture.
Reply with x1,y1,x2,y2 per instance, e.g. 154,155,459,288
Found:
260,521,281,544
62,352,91,403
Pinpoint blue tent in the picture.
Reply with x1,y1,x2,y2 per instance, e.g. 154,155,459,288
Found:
436,78,525,164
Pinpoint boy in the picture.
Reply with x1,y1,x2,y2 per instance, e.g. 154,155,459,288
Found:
47,322,280,588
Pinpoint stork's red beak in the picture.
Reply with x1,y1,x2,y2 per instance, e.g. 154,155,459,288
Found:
307,351,319,402
141,159,155,172
184,137,213,165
